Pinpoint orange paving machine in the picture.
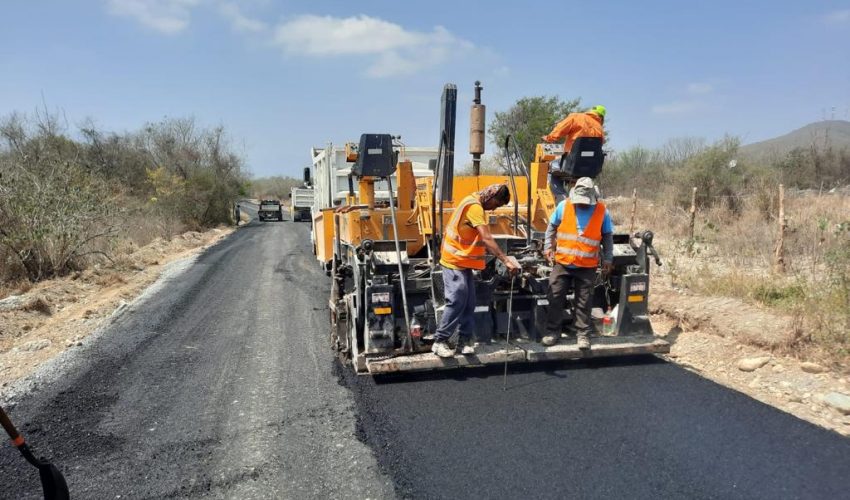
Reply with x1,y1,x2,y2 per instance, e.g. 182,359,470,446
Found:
312,82,669,374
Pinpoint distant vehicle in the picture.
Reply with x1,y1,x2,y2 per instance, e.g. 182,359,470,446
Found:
290,186,313,222
257,199,283,221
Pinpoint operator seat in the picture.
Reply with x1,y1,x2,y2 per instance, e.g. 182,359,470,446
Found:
551,137,606,180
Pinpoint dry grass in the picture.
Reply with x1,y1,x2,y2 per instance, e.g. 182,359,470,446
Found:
0,278,32,300
94,271,129,287
21,296,53,315
613,190,850,364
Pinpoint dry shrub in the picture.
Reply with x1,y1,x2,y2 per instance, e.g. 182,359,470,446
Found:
95,271,128,287
615,185,850,362
21,296,52,315
1,113,247,287
16,279,33,294
602,133,849,362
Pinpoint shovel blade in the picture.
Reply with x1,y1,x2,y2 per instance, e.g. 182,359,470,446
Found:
39,463,69,500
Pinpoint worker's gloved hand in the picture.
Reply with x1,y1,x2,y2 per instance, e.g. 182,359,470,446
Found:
543,249,554,264
503,255,521,276
601,261,614,276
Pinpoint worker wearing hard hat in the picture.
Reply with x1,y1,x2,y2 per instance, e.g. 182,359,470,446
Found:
542,177,614,350
432,184,521,358
541,105,606,202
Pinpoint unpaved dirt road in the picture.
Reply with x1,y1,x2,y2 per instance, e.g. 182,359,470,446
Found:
2,219,850,499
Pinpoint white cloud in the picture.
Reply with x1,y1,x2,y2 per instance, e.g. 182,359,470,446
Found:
651,101,703,115
106,0,203,34
272,15,474,77
686,82,714,95
104,5,480,77
219,2,267,33
824,9,850,24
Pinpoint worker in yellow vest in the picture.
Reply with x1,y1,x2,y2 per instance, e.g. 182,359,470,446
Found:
542,177,614,349
432,184,521,358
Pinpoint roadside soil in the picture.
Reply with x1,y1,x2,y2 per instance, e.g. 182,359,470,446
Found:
651,280,850,437
0,226,234,393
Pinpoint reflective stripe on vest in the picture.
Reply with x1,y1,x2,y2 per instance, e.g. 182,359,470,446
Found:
442,245,487,260
556,232,600,246
440,194,487,270
445,227,486,247
555,201,605,268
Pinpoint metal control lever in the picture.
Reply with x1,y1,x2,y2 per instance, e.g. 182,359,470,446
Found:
647,244,662,266
634,229,662,267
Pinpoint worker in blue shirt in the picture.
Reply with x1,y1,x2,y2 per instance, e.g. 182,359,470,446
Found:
542,177,614,349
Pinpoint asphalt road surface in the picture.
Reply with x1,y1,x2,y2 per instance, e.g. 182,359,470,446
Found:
2,217,850,499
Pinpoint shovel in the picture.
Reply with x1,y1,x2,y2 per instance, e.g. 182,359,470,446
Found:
1,405,69,500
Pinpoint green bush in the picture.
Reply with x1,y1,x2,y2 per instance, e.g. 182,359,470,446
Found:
0,113,247,283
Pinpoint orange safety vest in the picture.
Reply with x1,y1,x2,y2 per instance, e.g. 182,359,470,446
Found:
440,194,487,270
555,201,606,268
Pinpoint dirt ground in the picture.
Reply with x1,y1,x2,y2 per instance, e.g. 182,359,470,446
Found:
0,226,234,393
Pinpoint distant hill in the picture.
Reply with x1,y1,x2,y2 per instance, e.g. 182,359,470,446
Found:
741,120,850,159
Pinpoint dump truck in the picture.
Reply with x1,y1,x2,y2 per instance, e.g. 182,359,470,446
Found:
317,82,668,375
257,199,284,221
290,187,313,222
309,141,439,269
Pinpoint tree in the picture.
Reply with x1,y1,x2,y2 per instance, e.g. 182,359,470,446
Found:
489,96,582,164
250,176,303,200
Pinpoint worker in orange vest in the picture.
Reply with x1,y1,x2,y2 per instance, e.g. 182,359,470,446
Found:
432,184,521,358
542,177,614,349
541,105,606,202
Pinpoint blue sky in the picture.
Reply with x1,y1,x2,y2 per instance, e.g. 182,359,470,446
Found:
1,1,848,177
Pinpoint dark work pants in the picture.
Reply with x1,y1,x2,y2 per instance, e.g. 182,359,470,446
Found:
545,264,596,337
434,267,476,342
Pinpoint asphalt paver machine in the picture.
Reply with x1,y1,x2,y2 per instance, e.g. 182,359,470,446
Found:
322,82,669,374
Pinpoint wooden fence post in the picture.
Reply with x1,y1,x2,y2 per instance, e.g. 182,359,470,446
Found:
629,188,637,235
687,187,697,255
774,184,786,273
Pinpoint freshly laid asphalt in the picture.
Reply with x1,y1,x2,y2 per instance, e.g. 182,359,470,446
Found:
2,214,849,499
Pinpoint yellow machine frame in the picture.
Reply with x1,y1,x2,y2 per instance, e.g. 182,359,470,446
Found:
314,146,560,266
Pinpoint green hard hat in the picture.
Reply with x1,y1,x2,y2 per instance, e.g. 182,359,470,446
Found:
591,105,606,117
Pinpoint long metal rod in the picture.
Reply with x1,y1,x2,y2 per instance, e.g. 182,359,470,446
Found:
425,235,439,309
438,131,448,244
386,174,413,352
503,136,519,237
431,131,446,267
503,275,515,391
508,153,519,236
505,135,533,245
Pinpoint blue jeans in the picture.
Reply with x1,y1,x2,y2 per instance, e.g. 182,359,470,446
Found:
434,267,476,342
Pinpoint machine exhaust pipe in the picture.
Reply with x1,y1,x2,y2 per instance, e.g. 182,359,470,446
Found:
470,81,485,176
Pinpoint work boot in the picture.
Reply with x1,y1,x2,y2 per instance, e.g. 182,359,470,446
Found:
431,341,456,358
577,334,591,350
458,337,476,355
541,334,559,346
